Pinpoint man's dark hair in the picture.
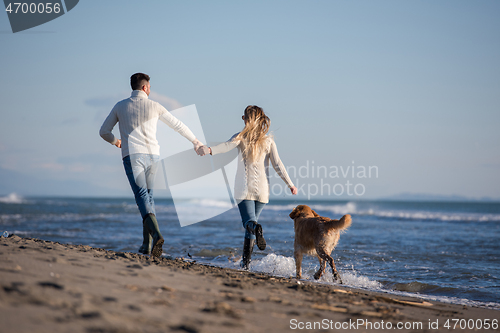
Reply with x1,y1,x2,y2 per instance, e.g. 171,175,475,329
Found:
130,73,150,91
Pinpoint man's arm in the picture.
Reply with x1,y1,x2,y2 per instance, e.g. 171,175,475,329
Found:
158,106,205,155
99,107,120,147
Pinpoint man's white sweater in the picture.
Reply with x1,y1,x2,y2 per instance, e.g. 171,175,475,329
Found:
100,90,196,158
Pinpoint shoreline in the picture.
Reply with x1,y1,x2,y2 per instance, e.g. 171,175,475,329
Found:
1,235,498,332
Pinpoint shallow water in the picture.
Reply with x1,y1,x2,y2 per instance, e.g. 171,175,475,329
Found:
1,194,499,309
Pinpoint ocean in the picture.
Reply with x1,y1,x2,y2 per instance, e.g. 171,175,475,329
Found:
1,193,499,310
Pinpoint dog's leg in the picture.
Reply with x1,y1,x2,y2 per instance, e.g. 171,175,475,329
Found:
317,250,342,284
313,255,326,280
294,249,303,279
327,256,342,284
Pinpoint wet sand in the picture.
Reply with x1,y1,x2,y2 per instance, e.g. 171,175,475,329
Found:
0,235,498,333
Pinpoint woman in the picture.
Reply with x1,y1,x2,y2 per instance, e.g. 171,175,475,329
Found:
202,105,298,269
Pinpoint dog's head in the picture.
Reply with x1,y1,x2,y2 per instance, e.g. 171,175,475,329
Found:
289,205,320,220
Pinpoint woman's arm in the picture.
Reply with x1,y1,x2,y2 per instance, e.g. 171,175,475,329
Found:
269,139,297,194
209,133,240,155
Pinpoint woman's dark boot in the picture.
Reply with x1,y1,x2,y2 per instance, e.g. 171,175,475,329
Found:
138,221,152,254
246,220,266,250
241,237,255,270
143,213,164,258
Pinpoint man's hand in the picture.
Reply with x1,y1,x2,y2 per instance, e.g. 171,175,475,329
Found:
197,145,210,156
114,139,122,148
290,186,298,195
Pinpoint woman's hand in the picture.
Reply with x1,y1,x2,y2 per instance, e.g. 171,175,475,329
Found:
114,139,121,148
290,186,298,195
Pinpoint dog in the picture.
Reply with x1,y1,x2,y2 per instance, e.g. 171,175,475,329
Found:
289,205,352,284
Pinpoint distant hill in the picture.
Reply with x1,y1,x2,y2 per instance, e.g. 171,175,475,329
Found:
383,192,499,202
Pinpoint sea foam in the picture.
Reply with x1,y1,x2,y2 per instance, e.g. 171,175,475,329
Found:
246,253,382,290
0,193,27,204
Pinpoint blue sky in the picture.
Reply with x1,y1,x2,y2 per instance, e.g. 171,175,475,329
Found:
1,1,499,200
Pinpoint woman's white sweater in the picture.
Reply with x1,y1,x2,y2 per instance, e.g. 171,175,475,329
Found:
211,134,294,203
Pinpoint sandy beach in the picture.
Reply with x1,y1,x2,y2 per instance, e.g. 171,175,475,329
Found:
0,235,498,333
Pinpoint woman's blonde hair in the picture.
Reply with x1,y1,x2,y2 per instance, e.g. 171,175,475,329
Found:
234,105,270,163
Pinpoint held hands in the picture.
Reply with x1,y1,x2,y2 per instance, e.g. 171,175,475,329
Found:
197,145,211,156
192,139,211,156
192,139,204,156
193,139,211,157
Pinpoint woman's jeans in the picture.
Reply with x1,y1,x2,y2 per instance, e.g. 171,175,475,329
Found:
238,200,266,240
123,154,160,219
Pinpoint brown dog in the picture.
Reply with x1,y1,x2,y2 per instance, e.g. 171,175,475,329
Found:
289,205,352,284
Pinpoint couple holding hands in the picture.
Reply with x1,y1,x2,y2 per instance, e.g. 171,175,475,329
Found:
100,73,297,269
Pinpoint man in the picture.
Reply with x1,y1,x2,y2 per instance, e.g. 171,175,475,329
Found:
100,73,205,257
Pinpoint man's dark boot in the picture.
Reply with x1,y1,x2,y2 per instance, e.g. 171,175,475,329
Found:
138,221,152,255
246,220,266,251
143,213,164,258
241,238,255,270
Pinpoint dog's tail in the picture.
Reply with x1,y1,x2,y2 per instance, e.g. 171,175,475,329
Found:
326,214,352,232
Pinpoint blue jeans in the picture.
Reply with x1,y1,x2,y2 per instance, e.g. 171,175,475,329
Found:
123,154,160,219
238,200,266,239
